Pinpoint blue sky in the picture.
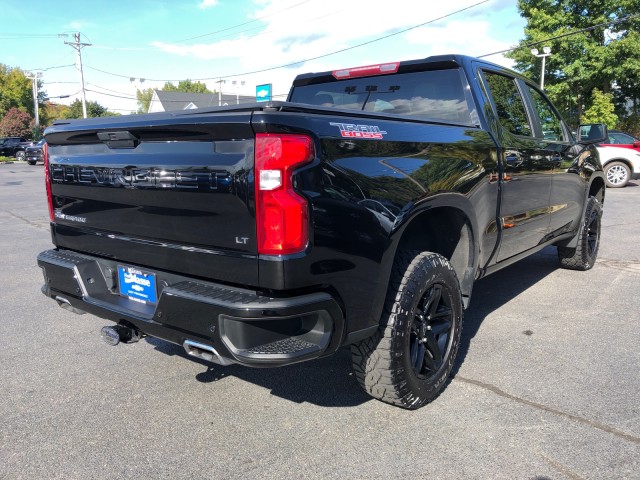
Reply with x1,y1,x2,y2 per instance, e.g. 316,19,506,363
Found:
1,0,526,113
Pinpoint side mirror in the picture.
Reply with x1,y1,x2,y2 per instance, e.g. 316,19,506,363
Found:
577,123,608,144
633,141,640,148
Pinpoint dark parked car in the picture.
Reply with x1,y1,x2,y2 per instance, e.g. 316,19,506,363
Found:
0,136,33,160
25,138,46,165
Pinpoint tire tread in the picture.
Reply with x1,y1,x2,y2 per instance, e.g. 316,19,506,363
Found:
350,250,462,409
558,196,602,271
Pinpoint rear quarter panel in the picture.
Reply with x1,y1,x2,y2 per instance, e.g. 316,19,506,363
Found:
253,110,498,334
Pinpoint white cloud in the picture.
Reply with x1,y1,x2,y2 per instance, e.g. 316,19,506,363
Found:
32,0,526,113
140,0,524,108
154,0,521,68
65,20,93,31
403,19,517,67
198,0,219,9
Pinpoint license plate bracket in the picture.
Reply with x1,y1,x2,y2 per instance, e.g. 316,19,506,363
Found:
117,265,157,305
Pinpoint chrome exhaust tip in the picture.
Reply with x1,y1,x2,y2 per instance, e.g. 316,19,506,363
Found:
54,296,86,315
183,339,233,366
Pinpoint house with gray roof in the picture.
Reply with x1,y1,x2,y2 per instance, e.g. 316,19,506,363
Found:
148,90,257,113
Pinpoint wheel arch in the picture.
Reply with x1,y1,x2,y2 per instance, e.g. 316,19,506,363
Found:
588,174,606,203
378,194,480,311
603,158,633,173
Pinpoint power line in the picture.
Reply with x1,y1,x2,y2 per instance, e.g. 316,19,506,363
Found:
172,0,313,43
49,4,337,55
479,13,640,58
85,0,490,83
47,90,82,99
42,63,76,71
168,8,341,46
0,32,69,40
85,89,138,101
86,82,138,98
0,32,67,36
27,63,76,72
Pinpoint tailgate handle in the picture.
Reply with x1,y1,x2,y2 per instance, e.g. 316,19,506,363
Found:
97,131,139,149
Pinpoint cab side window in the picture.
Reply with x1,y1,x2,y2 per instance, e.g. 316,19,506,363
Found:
483,71,532,137
527,86,566,142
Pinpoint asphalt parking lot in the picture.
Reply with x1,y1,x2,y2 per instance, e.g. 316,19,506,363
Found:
1,162,638,479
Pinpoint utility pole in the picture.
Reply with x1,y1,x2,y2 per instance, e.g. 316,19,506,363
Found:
65,32,91,118
26,71,42,128
216,78,226,106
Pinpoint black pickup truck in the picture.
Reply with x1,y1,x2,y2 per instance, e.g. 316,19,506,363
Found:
0,136,32,160
38,55,607,409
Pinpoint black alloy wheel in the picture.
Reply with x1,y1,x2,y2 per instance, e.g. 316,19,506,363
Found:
558,196,602,271
409,284,454,380
585,205,600,258
351,251,463,409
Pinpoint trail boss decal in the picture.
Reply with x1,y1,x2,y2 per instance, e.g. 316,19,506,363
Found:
330,122,387,139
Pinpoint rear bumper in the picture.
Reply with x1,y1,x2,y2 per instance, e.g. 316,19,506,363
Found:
38,249,345,367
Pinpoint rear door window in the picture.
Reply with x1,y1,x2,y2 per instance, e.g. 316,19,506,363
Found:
482,71,532,137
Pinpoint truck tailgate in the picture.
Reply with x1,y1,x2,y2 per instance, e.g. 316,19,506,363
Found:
45,111,259,285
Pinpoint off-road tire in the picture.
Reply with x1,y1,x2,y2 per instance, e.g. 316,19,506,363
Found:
604,161,630,188
558,196,602,271
351,251,463,409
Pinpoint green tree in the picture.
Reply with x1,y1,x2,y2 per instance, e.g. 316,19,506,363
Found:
0,108,33,137
40,102,70,126
582,89,618,128
62,99,119,119
617,115,640,138
507,0,640,127
0,64,47,118
162,79,212,94
136,87,154,114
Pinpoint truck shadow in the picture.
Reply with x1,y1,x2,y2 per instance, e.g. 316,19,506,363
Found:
147,338,370,407
147,247,559,408
450,246,560,378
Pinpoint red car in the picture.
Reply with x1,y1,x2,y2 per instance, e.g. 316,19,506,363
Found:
600,130,640,152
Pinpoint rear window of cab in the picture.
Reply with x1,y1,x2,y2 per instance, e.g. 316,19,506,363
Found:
289,68,478,125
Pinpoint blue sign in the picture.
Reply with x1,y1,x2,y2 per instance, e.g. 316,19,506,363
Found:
256,84,272,102
118,266,157,304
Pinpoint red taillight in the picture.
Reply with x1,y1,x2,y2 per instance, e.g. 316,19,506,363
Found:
332,62,400,79
255,133,313,255
43,141,54,222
